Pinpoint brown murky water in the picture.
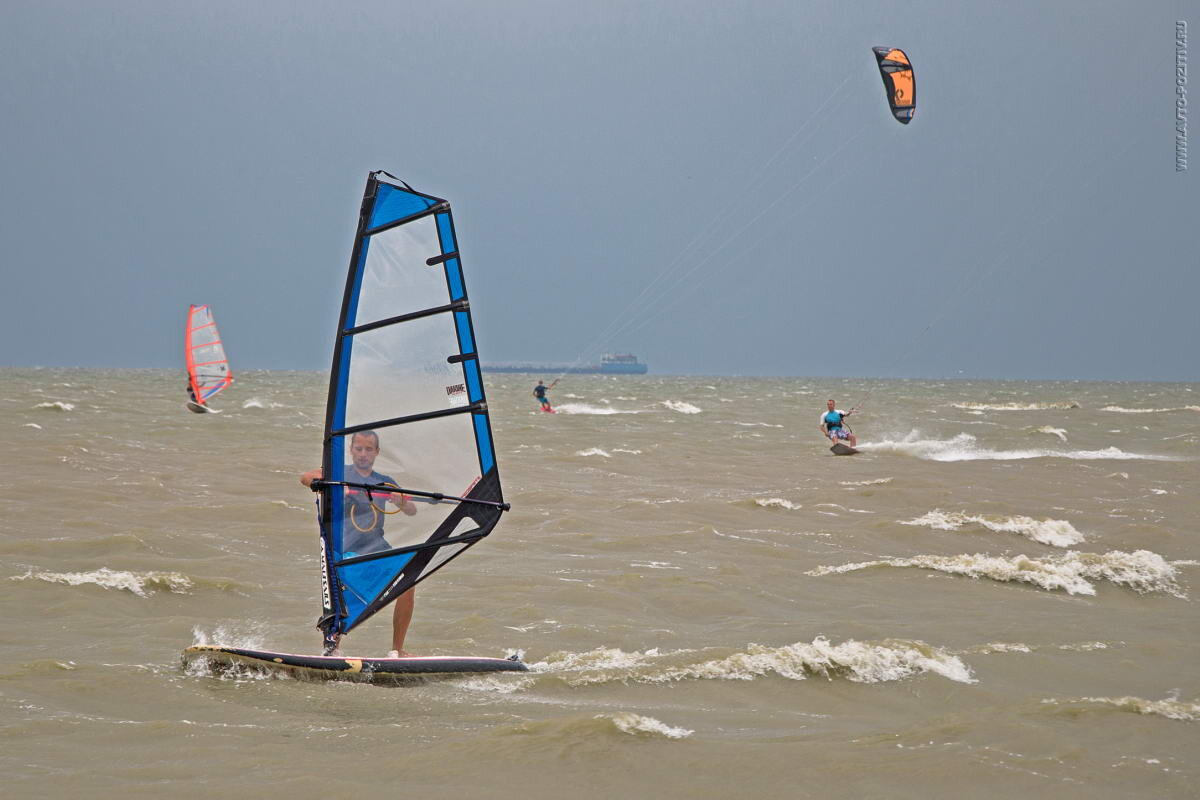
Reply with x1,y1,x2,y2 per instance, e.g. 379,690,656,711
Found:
2,368,1197,797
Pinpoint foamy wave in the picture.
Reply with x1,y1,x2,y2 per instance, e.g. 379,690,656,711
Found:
554,403,638,415
33,401,74,411
661,400,702,414
840,477,893,486
1042,696,1200,722
575,448,611,458
1033,426,1068,442
603,712,693,739
754,498,802,510
23,423,42,430
1101,405,1200,414
900,510,1084,547
13,567,193,597
240,398,287,410
972,642,1033,654
734,421,784,428
953,401,1079,411
860,431,1173,462
529,638,974,686
613,448,642,455
807,550,1183,596
656,638,975,685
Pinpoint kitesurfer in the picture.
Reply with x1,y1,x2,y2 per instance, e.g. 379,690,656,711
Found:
301,430,418,657
819,399,857,448
533,379,556,412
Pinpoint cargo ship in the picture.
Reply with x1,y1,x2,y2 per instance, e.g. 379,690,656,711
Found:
483,353,649,375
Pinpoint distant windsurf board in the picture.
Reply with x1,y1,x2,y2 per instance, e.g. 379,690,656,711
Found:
182,645,527,683
186,401,221,414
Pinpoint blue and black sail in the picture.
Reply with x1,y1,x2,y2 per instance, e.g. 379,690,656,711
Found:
314,172,507,647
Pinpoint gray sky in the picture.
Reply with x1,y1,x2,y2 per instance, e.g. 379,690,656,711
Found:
1,0,1195,380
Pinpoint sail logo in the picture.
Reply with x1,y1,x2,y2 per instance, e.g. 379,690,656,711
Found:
319,541,332,611
446,383,468,406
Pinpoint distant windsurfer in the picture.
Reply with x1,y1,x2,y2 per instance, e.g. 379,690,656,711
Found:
819,399,857,448
185,378,197,404
533,379,557,412
301,430,417,657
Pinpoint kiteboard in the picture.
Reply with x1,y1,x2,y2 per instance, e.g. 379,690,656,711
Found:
830,442,859,455
182,645,527,683
541,407,556,414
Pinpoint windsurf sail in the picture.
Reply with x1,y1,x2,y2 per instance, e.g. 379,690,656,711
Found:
184,304,232,405
871,46,915,124
313,172,508,647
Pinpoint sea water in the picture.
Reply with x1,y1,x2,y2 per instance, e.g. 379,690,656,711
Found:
1,368,1197,797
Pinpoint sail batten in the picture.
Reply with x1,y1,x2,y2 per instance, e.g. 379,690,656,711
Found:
317,172,506,639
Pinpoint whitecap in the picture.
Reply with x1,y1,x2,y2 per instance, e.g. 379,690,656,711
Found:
860,431,1174,462
528,638,974,686
575,447,611,458
661,400,702,414
603,712,693,739
33,401,74,411
1042,696,1200,722
1034,426,1068,442
754,498,802,511
554,403,639,415
953,401,1079,411
1101,405,1200,414
13,567,193,597
900,510,1085,547
807,549,1184,596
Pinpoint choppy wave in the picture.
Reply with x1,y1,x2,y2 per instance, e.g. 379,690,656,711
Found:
840,477,893,486
33,401,75,411
1032,425,1068,441
603,712,693,739
953,401,1079,411
241,397,287,410
660,400,702,414
807,550,1183,596
860,431,1173,462
575,448,611,458
1041,696,1200,722
12,567,193,597
752,497,802,511
1101,405,1200,414
900,510,1085,547
484,713,693,742
554,403,638,415
528,637,975,686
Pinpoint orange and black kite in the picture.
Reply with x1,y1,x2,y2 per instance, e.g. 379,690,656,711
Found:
871,47,915,124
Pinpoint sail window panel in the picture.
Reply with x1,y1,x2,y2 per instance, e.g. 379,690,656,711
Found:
343,316,467,427
190,325,219,347
191,343,226,366
354,217,450,329
330,413,483,556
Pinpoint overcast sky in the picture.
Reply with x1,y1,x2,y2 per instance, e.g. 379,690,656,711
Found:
1,0,1195,380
